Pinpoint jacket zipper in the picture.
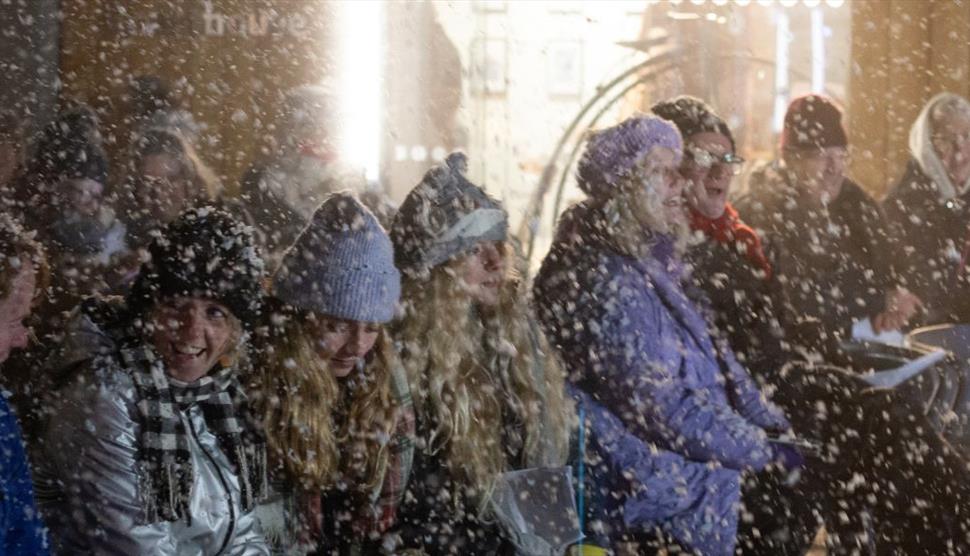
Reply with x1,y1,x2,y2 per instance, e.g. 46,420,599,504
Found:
187,414,236,555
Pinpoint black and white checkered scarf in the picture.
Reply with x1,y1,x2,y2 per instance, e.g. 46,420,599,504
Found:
122,346,268,523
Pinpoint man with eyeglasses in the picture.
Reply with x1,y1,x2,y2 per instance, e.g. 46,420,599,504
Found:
737,94,922,356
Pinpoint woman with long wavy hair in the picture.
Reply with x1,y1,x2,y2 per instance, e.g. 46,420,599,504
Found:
253,192,414,554
117,127,220,249
390,152,573,555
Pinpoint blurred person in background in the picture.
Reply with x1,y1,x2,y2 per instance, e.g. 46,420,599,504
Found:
125,74,203,148
737,95,922,356
0,214,49,554
238,84,395,265
116,127,220,251
14,105,126,326
884,92,970,324
238,84,347,260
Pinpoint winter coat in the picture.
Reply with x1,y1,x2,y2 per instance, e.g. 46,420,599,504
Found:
396,317,565,556
737,165,898,355
32,304,269,555
534,200,789,555
884,159,970,323
684,205,788,381
0,393,48,554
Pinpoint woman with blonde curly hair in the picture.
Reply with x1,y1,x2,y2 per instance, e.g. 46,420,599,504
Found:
254,192,414,554
390,153,573,555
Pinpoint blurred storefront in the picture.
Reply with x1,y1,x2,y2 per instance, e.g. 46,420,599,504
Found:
5,0,970,265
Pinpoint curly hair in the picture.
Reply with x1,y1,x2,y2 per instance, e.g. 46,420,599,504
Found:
255,309,398,493
395,244,572,508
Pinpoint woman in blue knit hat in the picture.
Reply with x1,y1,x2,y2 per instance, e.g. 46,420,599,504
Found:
254,192,414,554
390,153,574,555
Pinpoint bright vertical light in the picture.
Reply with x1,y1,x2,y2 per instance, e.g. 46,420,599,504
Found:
773,9,790,133
810,7,825,92
337,1,383,181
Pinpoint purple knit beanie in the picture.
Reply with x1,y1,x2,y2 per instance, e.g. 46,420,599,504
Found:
577,115,683,200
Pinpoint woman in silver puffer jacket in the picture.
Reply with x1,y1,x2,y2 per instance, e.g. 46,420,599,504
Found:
33,207,271,555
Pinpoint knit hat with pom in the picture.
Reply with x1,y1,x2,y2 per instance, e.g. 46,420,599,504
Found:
391,152,507,278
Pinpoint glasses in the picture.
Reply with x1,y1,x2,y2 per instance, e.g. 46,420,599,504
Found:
683,146,745,176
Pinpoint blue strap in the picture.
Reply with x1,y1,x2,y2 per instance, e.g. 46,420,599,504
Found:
577,403,586,552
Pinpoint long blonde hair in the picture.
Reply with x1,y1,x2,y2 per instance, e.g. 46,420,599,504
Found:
396,246,572,504
256,310,397,492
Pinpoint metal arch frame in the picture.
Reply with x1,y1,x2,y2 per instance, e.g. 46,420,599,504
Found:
522,47,822,266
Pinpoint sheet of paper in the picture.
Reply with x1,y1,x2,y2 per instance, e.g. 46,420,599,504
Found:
851,317,906,347
861,349,948,388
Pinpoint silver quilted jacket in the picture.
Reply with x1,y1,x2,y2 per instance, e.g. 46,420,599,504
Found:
33,307,270,555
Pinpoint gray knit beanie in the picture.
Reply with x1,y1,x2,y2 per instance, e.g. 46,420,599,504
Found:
273,192,400,323
390,152,508,277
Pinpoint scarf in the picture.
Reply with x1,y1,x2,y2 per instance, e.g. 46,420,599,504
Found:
689,204,772,280
124,346,268,523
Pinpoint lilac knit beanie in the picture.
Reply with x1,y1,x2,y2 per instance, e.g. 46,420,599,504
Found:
577,115,683,200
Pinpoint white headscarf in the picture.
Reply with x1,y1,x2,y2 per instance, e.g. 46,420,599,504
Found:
909,92,970,200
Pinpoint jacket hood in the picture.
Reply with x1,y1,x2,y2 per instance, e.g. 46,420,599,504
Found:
909,92,970,200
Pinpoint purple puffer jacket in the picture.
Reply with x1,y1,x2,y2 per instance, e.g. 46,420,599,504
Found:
535,201,789,554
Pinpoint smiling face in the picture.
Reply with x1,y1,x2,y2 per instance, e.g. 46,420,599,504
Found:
457,240,506,308
628,146,686,232
783,146,849,206
306,313,380,378
682,132,736,219
150,296,238,382
0,262,36,365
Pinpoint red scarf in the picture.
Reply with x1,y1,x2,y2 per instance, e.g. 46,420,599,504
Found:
689,204,772,280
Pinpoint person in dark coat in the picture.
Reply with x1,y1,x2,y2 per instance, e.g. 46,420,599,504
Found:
884,92,970,324
736,94,922,357
534,115,792,555
0,214,49,554
32,207,270,554
390,153,573,555
658,95,970,554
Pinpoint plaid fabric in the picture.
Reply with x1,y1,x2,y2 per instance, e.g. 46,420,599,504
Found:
364,361,416,536
123,346,267,523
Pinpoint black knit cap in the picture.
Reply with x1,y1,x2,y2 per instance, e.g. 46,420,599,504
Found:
126,206,267,326
651,95,736,152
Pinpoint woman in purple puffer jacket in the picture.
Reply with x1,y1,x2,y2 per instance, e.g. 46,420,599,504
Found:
534,115,792,555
